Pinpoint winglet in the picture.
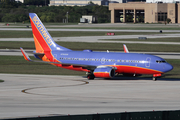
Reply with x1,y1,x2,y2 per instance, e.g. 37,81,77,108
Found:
20,47,32,61
123,44,129,53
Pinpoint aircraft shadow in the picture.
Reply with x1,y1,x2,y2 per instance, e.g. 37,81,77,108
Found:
82,76,180,81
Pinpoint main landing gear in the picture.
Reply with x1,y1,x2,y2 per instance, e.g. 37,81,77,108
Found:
87,71,95,80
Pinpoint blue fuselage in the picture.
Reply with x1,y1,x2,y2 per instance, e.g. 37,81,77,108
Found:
51,50,173,75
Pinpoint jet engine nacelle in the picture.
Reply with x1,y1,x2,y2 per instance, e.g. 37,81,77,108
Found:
93,67,115,78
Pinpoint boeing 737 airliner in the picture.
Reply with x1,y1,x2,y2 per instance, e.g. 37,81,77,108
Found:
20,13,173,81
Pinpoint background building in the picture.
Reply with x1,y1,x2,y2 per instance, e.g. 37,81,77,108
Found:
109,2,180,23
49,0,109,6
15,0,24,2
146,0,180,3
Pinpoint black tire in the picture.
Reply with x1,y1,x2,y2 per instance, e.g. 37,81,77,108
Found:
87,74,95,80
153,77,157,81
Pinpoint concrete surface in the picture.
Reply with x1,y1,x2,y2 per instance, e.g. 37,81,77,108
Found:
0,74,180,119
1,34,180,45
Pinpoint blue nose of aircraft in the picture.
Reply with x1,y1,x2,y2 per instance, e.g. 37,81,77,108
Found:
164,63,173,73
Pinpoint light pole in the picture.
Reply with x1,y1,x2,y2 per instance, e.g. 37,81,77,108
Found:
67,12,68,23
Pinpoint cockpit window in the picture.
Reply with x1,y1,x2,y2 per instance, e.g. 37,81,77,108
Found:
156,60,166,63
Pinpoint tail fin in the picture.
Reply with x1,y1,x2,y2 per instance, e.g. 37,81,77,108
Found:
29,13,71,53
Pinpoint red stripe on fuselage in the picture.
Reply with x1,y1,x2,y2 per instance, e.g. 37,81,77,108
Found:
57,64,89,72
114,65,163,75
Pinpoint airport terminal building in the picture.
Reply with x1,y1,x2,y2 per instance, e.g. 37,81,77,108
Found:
109,2,180,23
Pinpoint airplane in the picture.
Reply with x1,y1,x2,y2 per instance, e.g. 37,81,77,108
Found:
20,13,173,81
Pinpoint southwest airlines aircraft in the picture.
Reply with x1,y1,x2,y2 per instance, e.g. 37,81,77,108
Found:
20,13,173,81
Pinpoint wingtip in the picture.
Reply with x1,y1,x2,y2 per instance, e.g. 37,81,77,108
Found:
123,44,129,53
20,47,31,61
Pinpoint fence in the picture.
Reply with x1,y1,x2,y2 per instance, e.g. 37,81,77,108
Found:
5,110,180,120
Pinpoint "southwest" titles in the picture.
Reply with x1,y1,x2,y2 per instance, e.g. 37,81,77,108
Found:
33,16,53,46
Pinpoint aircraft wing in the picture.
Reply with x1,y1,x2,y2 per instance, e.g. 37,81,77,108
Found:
20,47,96,70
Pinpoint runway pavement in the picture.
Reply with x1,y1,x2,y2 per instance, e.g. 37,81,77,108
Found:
1,34,180,45
0,25,180,119
0,74,180,119
1,28,180,32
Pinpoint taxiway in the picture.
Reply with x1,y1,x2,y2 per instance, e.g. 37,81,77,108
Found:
1,34,180,44
0,74,180,119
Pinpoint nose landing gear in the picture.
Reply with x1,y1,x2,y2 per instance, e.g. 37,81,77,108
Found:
153,74,161,81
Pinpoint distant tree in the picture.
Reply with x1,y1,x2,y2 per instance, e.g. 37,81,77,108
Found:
88,1,95,5
0,0,22,8
2,13,18,22
0,5,111,23
166,18,171,24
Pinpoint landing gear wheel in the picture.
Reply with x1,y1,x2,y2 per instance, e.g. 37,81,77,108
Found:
153,77,157,81
87,74,95,80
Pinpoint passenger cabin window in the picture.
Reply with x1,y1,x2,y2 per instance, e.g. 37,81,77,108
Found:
60,57,144,64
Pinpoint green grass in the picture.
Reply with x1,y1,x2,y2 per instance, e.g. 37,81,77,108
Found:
0,80,4,82
0,56,179,79
164,59,180,78
1,41,180,52
0,56,84,76
2,22,180,30
3,26,180,30
0,41,35,49
50,27,180,30
0,31,33,38
0,30,173,38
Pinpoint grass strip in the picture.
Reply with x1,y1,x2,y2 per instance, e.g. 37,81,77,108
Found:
163,59,180,79
48,27,180,30
0,56,84,76
0,80,4,82
1,41,180,52
0,56,179,79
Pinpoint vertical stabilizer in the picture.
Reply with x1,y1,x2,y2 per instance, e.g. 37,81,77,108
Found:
29,13,71,52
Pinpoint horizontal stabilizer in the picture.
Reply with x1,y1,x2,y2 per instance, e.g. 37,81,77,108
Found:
20,47,61,64
33,52,45,55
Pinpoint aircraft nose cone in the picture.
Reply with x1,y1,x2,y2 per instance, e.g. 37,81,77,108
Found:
165,63,173,72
